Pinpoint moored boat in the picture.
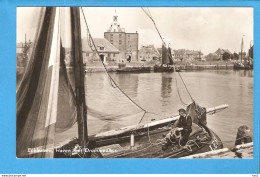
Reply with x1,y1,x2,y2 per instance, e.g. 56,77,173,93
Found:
117,66,151,73
234,36,253,70
54,103,227,158
154,42,175,72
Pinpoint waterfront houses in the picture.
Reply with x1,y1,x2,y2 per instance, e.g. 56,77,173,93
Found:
138,45,160,62
170,49,203,61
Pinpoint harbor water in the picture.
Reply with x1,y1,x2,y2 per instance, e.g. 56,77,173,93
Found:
17,69,254,148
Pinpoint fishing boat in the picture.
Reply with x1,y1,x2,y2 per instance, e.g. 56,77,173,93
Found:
234,36,253,70
16,7,228,158
154,43,175,72
54,103,226,158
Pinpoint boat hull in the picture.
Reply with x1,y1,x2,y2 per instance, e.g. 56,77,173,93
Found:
55,122,223,158
234,63,253,70
117,67,151,73
154,66,174,72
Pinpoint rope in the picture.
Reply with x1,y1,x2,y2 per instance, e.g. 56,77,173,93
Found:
174,72,189,106
141,7,164,43
178,72,194,102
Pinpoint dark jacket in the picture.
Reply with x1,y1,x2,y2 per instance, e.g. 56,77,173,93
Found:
177,115,192,131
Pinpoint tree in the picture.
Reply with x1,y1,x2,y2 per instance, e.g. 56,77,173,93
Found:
230,53,234,60
222,52,231,60
233,52,239,59
205,53,219,61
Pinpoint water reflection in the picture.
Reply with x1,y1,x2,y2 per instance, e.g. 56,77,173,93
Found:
115,73,139,98
161,73,173,99
235,70,253,78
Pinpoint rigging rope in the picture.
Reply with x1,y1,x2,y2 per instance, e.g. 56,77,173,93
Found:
178,72,194,102
174,72,189,106
80,8,169,123
141,7,164,43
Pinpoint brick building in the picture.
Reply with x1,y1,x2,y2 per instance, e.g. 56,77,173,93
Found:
104,15,138,62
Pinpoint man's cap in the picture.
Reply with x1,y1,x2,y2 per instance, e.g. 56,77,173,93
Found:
178,108,186,113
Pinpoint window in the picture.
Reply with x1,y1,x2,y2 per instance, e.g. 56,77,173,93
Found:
86,53,89,57
119,40,122,45
99,47,104,51
113,54,116,57
108,53,110,57
110,34,113,37
119,34,122,38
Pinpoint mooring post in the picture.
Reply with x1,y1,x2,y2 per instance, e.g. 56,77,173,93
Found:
235,125,252,146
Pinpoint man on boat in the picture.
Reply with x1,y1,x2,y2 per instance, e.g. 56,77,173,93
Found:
162,108,192,150
177,108,192,146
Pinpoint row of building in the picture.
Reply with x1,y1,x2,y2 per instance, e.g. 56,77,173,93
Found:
19,14,249,66
81,14,204,64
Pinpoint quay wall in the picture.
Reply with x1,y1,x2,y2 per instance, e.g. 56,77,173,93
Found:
176,64,234,70
16,64,235,74
83,64,234,73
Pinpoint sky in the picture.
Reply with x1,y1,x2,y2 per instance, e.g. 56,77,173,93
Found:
17,7,253,55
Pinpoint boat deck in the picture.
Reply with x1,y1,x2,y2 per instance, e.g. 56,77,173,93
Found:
89,123,221,158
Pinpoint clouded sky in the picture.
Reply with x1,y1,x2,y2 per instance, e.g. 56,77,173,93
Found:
17,7,253,55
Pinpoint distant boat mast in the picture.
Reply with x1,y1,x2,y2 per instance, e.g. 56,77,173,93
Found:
241,35,245,63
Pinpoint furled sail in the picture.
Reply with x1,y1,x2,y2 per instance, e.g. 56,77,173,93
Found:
161,42,173,65
16,7,60,158
168,47,174,65
16,7,88,158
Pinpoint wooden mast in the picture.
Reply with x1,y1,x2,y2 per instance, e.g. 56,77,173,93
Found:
70,7,88,150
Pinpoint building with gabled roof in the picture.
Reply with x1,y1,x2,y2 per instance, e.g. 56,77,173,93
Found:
214,48,232,60
81,37,120,63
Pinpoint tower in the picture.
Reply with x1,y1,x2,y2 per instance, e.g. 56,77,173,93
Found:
104,13,138,62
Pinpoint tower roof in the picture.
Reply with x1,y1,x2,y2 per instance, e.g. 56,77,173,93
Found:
107,15,125,32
